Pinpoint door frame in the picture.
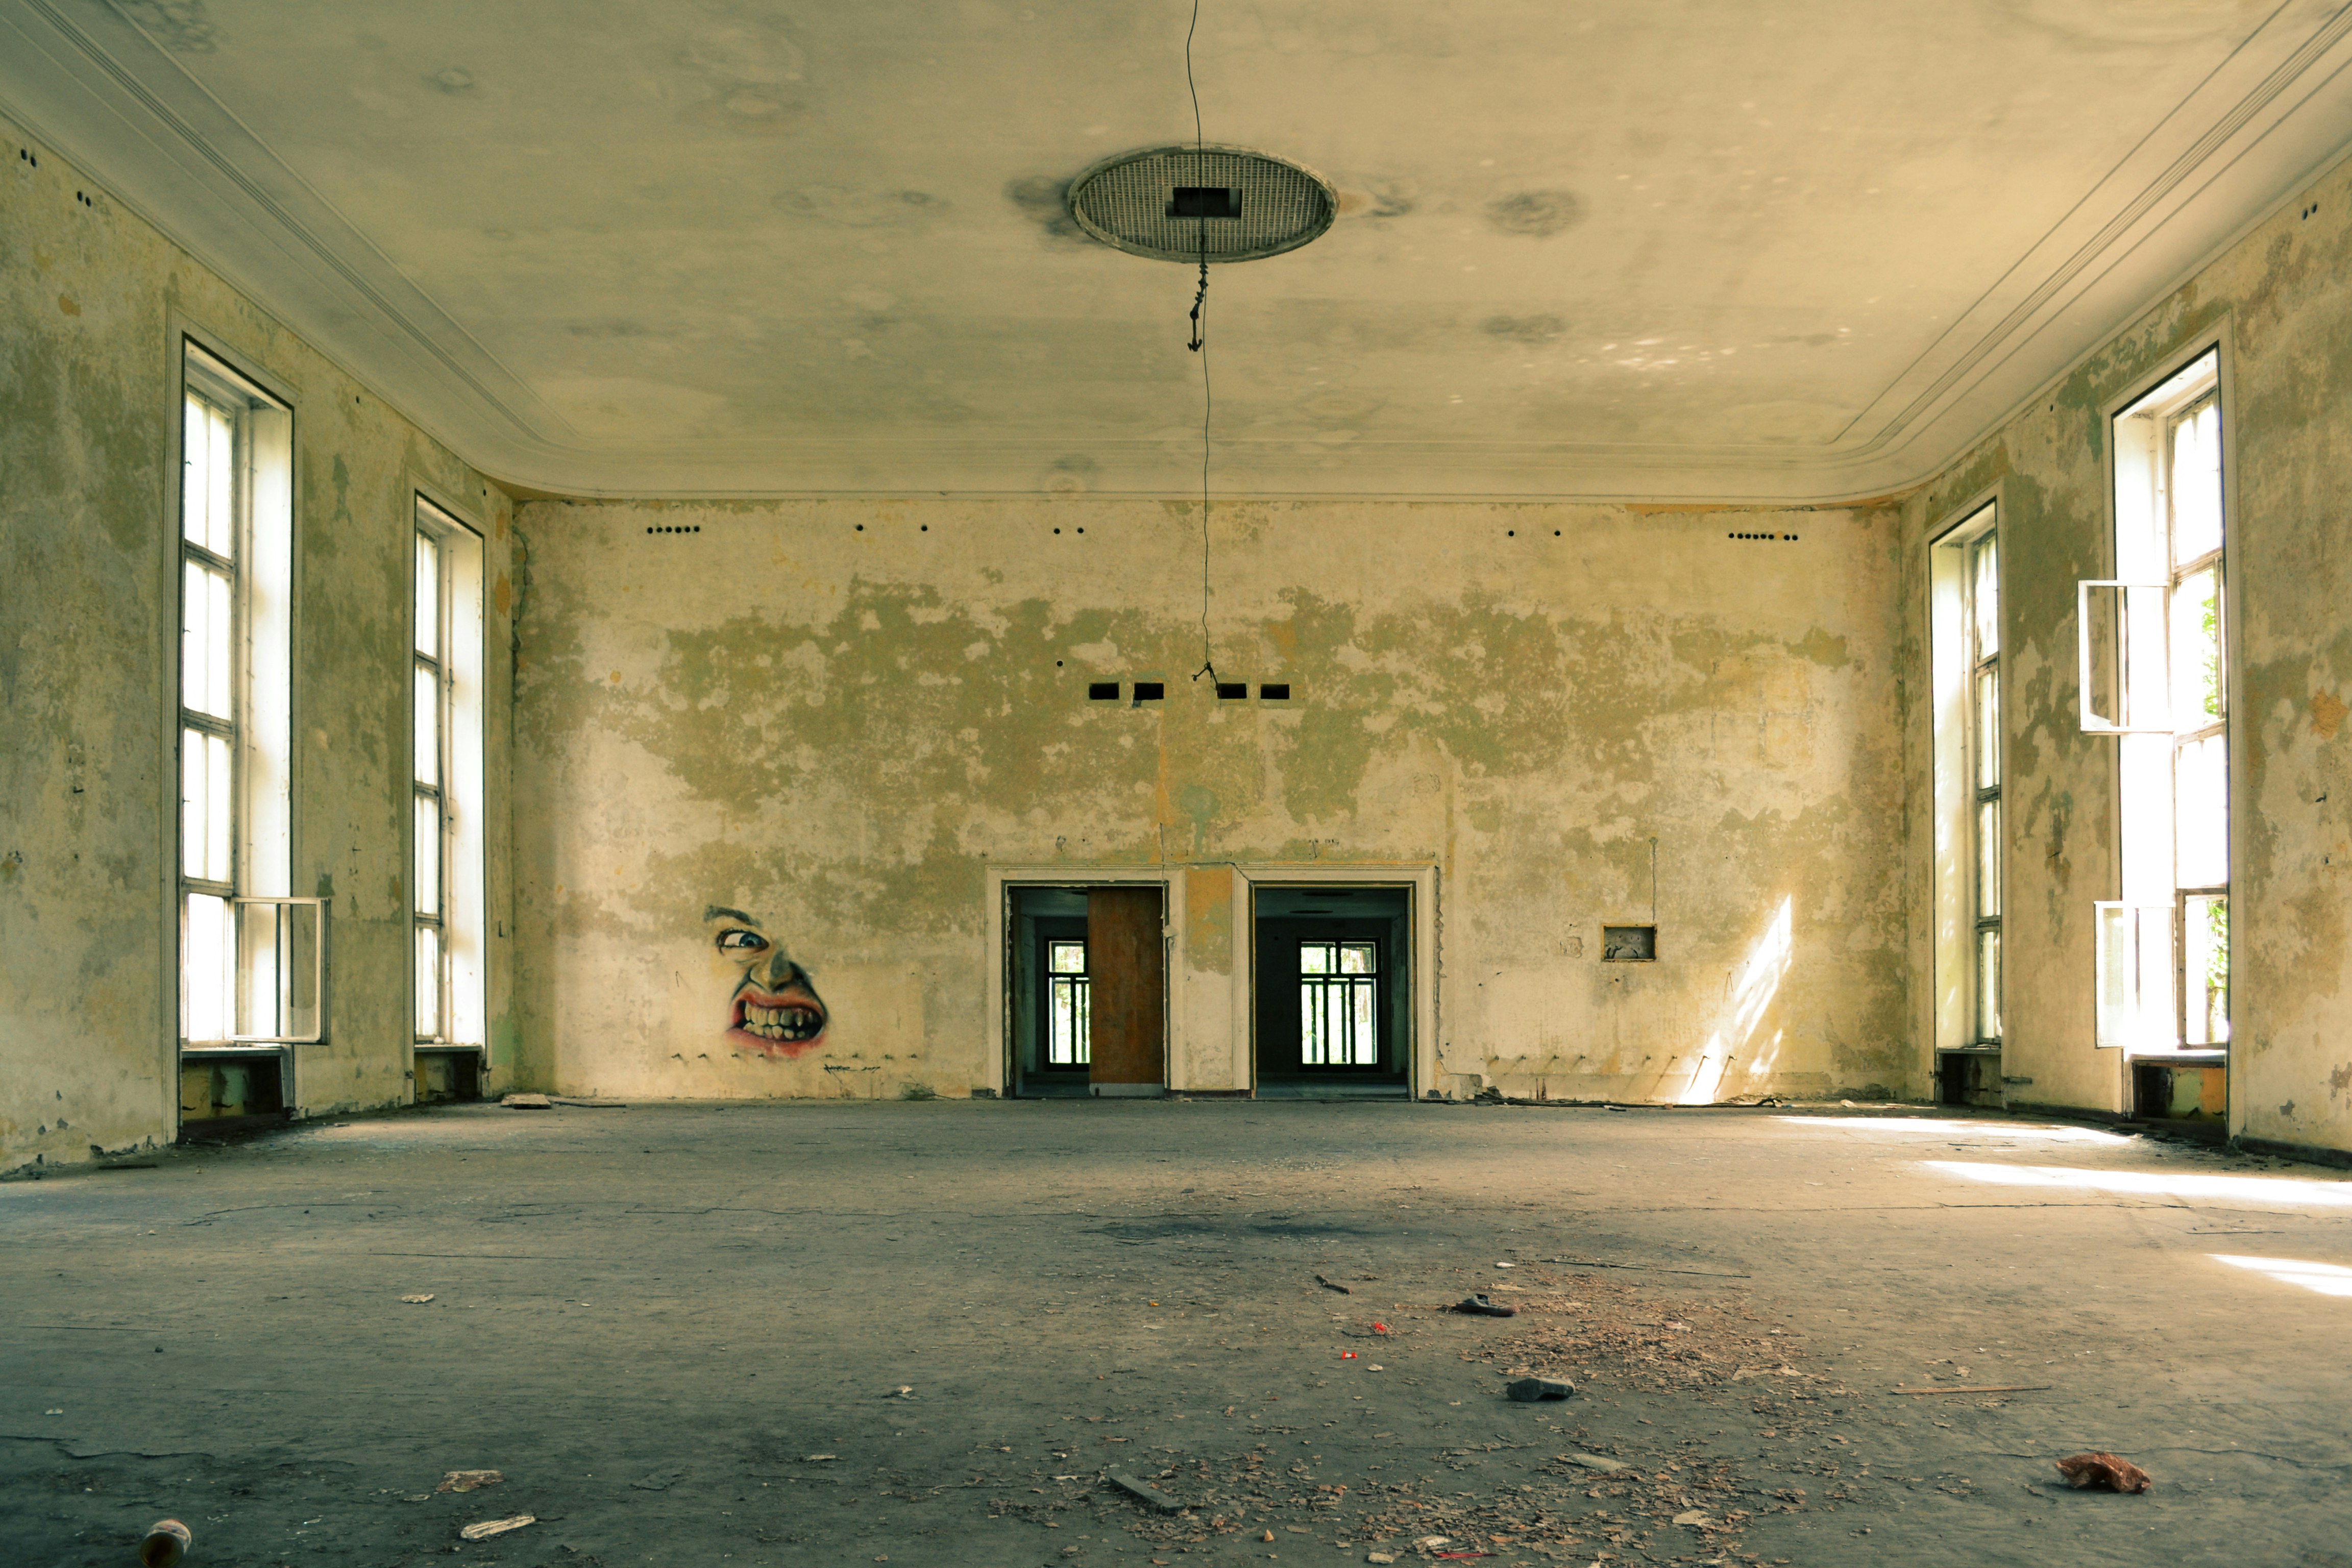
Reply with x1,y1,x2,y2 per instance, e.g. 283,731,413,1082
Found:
985,866,1180,1097
1234,864,1439,1099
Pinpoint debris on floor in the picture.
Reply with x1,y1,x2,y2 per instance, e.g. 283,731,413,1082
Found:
458,1514,535,1541
435,1469,503,1493
2054,1452,2152,1493
1452,1294,1517,1317
1316,1274,1353,1294
137,1518,191,1568
1110,1472,1184,1512
1504,1375,1576,1401
884,1385,917,1400
500,1093,552,1110
398,1293,435,1304
631,1468,685,1490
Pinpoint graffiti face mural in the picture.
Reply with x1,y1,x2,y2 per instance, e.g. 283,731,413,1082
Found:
705,905,829,1057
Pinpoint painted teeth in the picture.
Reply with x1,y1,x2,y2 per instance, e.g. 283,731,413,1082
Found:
742,1003,821,1042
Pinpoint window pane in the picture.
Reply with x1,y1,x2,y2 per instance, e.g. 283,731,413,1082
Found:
1048,976,1090,1065
2183,894,2229,1046
414,664,440,787
415,532,439,658
182,728,233,883
183,394,235,556
1976,926,2001,1043
1299,943,1332,975
1971,534,1999,657
1973,665,1999,790
1340,942,1376,975
2172,401,2223,565
2175,733,2228,888
415,924,443,1039
1976,799,2001,920
413,793,441,919
1048,940,1086,975
185,893,233,1042
1350,981,1377,1065
2170,565,2223,729
183,560,234,719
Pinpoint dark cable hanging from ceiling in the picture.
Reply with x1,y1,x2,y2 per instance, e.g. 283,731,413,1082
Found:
1185,0,1217,687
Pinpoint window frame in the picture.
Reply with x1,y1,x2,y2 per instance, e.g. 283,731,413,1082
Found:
1927,496,2001,1066
1965,529,2002,1047
2098,344,2234,1061
412,521,453,1047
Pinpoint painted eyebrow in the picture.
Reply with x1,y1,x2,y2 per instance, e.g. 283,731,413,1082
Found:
704,906,760,926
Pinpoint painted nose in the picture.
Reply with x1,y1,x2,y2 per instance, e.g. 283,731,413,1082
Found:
763,951,799,988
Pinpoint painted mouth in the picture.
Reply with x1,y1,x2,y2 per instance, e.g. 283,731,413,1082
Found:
728,986,826,1054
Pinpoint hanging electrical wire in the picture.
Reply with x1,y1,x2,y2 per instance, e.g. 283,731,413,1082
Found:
1185,0,1218,686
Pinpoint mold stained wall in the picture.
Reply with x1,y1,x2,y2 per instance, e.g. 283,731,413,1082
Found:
0,110,521,1172
1900,148,2352,1155
514,497,1906,1104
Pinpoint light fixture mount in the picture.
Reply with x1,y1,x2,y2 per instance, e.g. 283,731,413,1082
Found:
1067,144,1335,263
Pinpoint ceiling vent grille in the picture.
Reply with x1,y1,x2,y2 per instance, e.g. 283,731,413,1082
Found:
1067,144,1334,263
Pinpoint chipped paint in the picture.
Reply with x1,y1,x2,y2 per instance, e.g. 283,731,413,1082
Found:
1,110,520,1174
1900,146,2352,1155
515,498,1906,1103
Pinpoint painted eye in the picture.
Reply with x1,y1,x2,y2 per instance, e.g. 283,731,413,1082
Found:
717,929,768,953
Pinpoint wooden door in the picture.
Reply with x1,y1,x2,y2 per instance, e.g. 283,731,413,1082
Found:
1086,886,1166,1092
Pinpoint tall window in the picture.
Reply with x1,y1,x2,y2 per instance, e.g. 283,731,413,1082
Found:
1046,940,1091,1066
178,345,305,1053
412,500,487,1060
413,526,448,1043
2089,349,2228,1054
1929,501,1999,1069
1300,941,1379,1066
1968,532,2002,1045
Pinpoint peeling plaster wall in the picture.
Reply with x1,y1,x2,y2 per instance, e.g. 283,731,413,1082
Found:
515,498,1905,1104
1900,149,2352,1154
0,111,520,1173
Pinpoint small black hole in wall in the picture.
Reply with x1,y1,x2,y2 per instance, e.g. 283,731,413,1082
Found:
1056,659,1065,668
1602,925,1657,963
1132,681,1165,702
1088,682,1120,701
1076,527,1085,534
855,524,864,531
1507,529,1515,536
1054,527,1062,534
1553,530,1561,536
921,524,928,531
1259,682,1291,701
1215,682,1247,699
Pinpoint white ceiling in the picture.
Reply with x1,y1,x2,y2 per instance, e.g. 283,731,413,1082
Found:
6,0,2350,500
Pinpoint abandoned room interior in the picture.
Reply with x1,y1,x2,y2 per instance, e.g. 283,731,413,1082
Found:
6,2,2352,1564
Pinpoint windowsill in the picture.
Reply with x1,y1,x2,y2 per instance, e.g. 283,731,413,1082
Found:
1938,1044,2002,1055
183,1043,292,1056
2125,1047,2228,1065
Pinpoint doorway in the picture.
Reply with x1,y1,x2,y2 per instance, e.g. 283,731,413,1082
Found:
1008,884,1167,1097
1253,885,1411,1097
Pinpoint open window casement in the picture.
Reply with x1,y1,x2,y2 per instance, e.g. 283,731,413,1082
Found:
184,896,327,1046
2076,580,2172,733
2093,901,2175,1051
232,896,328,1043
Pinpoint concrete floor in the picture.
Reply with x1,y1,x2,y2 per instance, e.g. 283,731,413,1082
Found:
4,1101,2349,1568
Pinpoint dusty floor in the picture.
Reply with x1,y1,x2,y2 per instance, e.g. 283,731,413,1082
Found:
4,1101,2350,1568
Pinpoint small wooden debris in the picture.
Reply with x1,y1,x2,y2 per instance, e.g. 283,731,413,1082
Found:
1894,1384,2052,1395
1109,1472,1182,1513
458,1515,535,1541
435,1469,502,1493
501,1092,552,1110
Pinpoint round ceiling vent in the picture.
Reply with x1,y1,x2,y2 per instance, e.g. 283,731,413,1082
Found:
1067,144,1335,264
